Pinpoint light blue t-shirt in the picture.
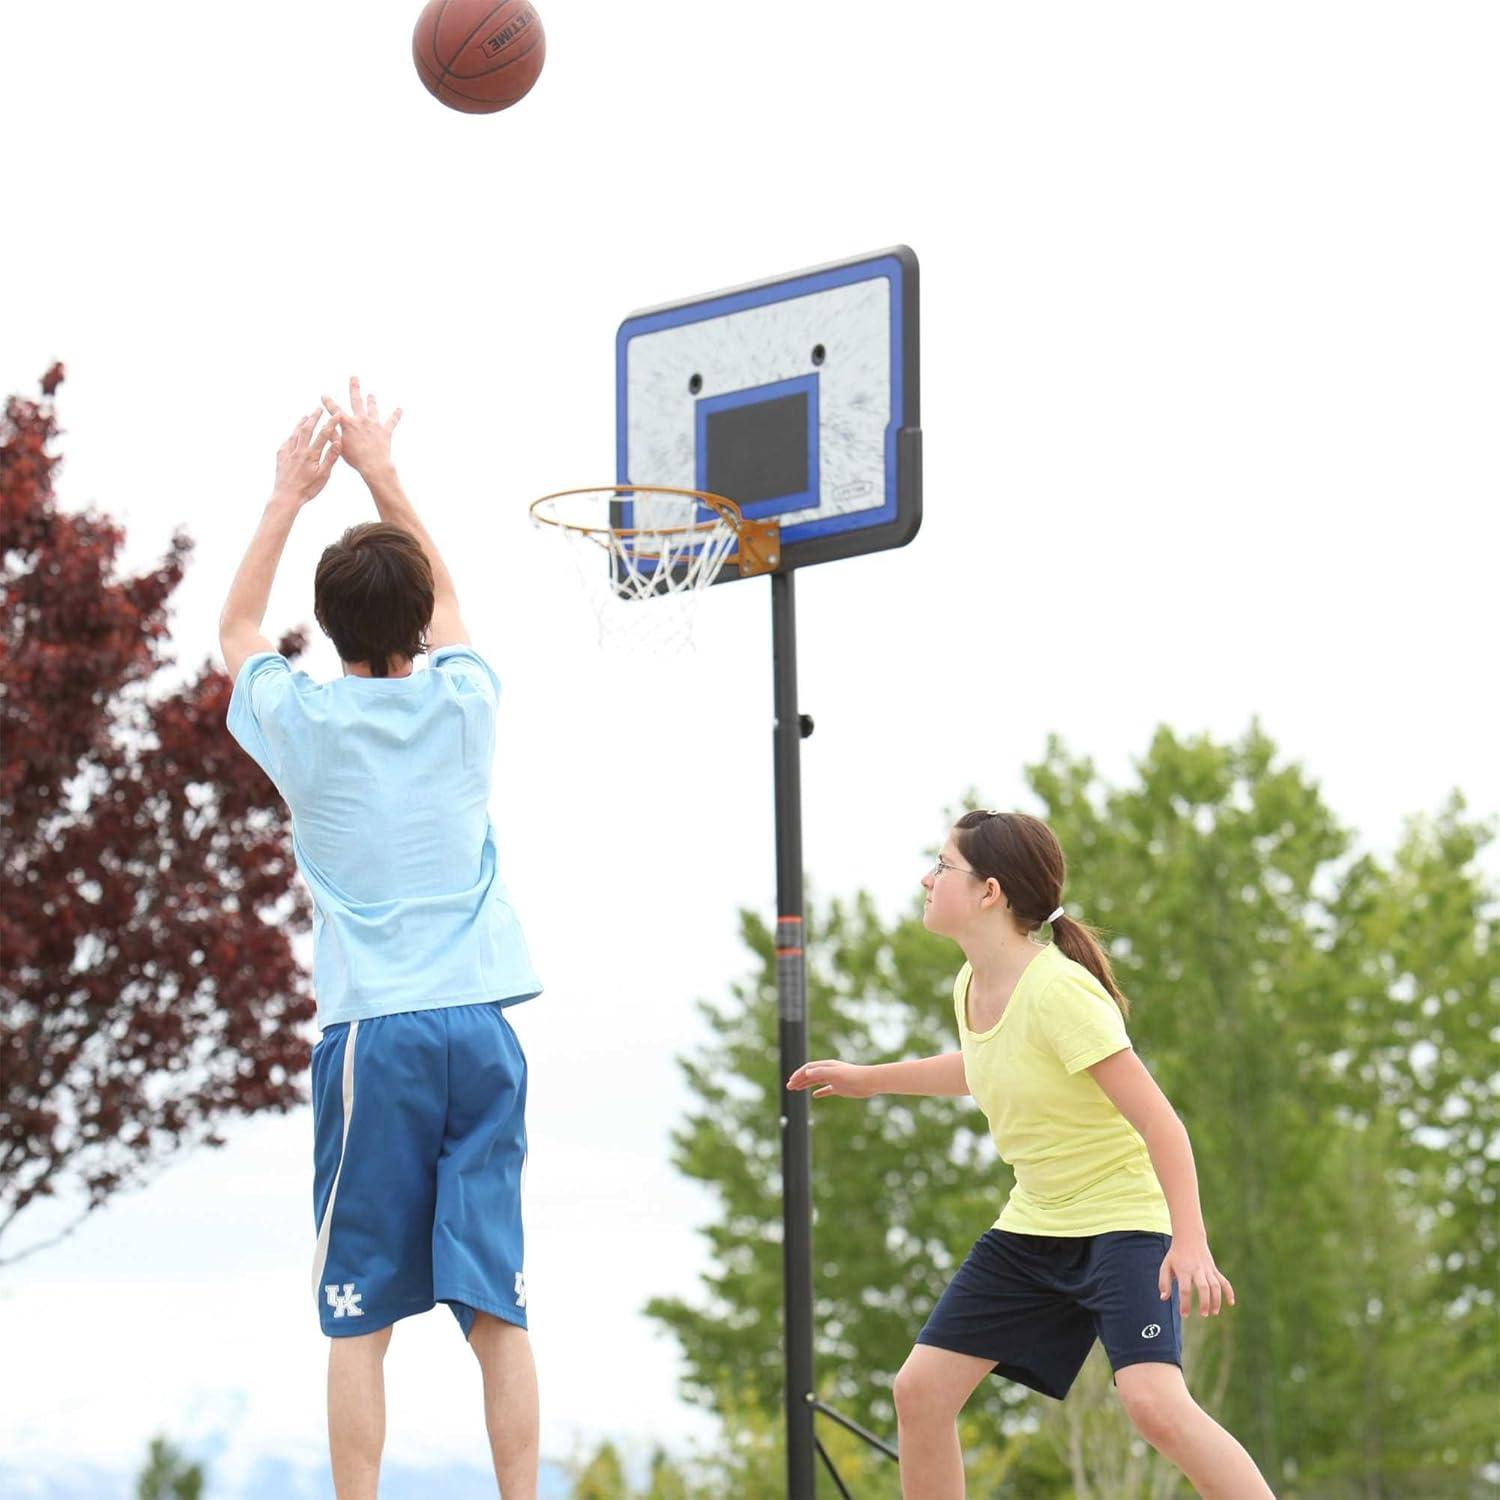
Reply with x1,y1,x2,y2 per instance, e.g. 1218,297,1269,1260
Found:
225,645,541,1030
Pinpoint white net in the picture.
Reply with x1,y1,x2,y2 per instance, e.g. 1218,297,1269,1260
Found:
530,488,741,652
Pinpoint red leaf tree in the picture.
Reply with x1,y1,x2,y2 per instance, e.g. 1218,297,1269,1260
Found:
1,367,315,1265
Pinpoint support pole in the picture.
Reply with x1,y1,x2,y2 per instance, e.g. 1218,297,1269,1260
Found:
772,568,816,1499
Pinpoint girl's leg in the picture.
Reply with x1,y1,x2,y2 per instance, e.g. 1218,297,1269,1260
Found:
327,1322,395,1500
1114,1363,1275,1499
892,1345,996,1500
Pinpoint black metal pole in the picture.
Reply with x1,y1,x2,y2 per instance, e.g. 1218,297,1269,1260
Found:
772,567,816,1499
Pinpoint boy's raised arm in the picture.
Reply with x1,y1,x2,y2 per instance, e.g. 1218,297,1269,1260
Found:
322,377,469,649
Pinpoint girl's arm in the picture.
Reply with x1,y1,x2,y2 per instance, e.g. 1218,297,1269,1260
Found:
787,1052,968,1098
1088,1048,1236,1318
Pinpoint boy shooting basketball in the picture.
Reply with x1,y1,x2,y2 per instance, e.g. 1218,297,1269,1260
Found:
219,379,542,1500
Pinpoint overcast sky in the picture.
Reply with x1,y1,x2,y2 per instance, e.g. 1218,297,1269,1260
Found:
3,1,1497,1492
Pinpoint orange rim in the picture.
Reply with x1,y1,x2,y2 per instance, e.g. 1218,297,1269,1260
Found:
529,486,743,542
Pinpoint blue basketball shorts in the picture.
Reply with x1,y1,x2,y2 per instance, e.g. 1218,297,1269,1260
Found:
916,1229,1183,1399
309,1000,528,1340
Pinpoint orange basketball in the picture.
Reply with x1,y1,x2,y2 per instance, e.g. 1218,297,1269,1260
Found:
412,0,546,115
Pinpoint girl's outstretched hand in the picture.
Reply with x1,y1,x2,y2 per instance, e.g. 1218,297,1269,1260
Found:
1159,1237,1236,1318
786,1059,877,1098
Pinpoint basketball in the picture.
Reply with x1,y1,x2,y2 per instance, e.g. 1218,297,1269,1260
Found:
412,0,546,115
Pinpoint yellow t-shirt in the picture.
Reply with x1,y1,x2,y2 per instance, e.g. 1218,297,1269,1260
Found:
955,942,1172,1237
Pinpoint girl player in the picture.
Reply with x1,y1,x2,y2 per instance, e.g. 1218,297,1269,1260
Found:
788,810,1277,1498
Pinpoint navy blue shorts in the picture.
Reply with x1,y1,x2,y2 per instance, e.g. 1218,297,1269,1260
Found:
916,1229,1182,1400
310,1001,528,1340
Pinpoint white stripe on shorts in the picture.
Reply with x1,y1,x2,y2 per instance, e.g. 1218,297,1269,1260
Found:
310,1020,360,1302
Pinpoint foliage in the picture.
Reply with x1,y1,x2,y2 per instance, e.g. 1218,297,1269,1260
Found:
568,1437,700,1499
0,368,315,1264
134,1435,205,1500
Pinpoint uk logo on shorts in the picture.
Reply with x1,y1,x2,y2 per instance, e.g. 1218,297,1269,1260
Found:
1141,1322,1162,1339
514,1272,527,1308
326,1283,365,1318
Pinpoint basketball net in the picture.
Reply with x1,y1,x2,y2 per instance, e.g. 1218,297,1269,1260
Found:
530,487,745,652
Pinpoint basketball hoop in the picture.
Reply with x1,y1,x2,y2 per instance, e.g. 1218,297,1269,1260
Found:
529,485,779,649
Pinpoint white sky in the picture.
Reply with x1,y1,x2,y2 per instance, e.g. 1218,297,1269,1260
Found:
3,0,1498,1490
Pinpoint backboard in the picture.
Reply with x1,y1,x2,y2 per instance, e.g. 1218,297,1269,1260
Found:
615,246,921,583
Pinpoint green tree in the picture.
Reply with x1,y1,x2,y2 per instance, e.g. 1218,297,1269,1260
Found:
135,1435,205,1500
649,724,1496,1496
571,1438,630,1499
1327,797,1498,1345
566,1437,720,1499
642,1444,695,1500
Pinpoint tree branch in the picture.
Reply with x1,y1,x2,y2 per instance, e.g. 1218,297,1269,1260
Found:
0,1200,98,1267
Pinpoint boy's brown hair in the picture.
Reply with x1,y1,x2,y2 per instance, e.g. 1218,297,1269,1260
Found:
313,523,434,677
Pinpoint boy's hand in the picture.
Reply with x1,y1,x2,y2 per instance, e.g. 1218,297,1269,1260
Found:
321,375,402,480
786,1059,878,1099
272,410,340,507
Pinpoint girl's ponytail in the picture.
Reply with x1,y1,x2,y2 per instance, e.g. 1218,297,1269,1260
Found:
1050,912,1129,1019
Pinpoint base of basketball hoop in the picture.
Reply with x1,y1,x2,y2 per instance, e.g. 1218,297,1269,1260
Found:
734,518,781,577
